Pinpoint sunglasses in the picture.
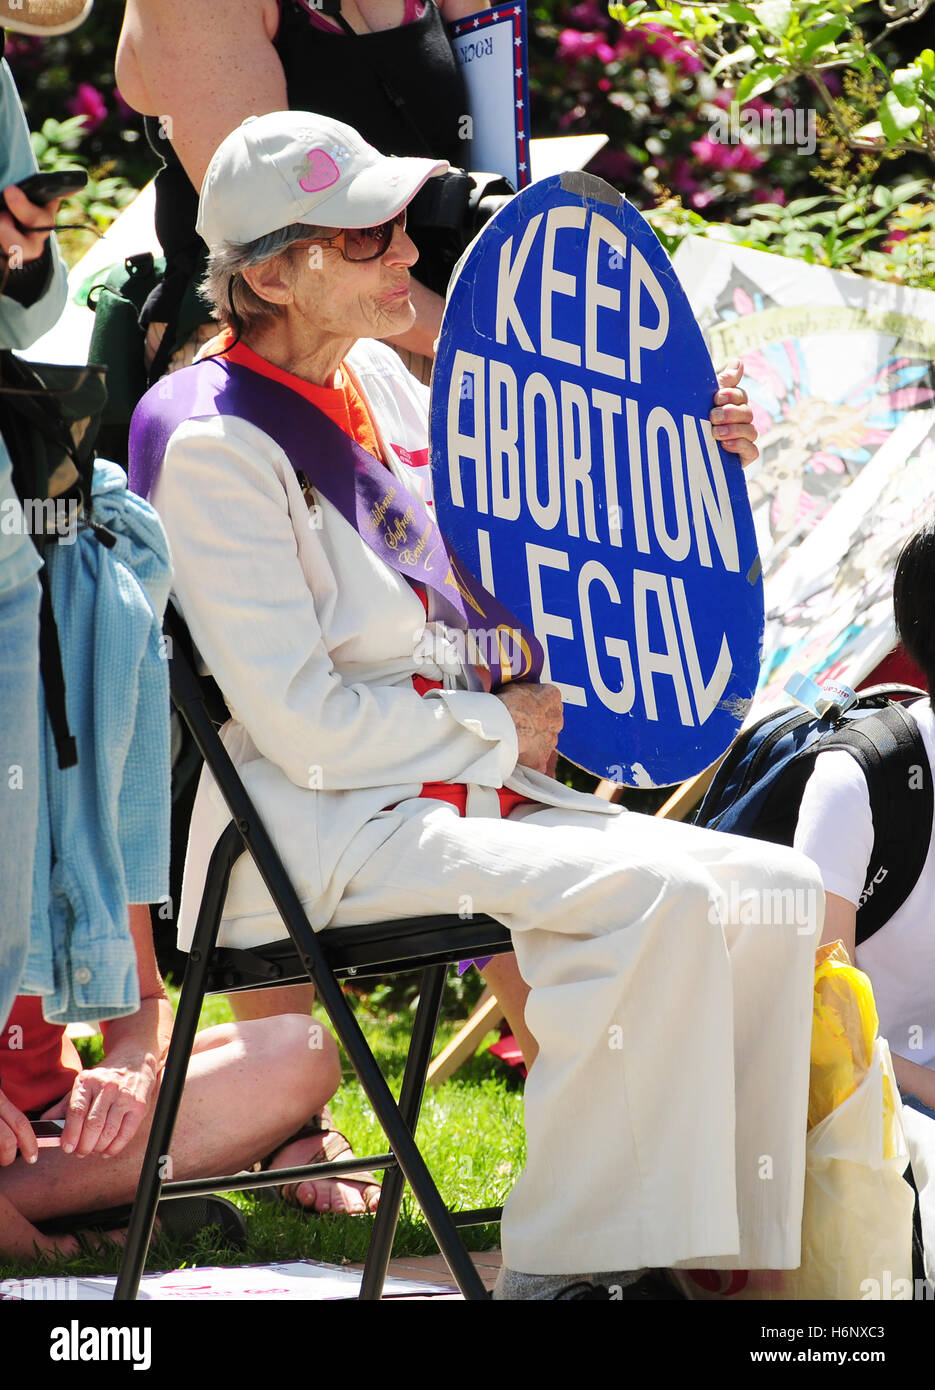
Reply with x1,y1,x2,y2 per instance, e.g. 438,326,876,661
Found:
307,209,408,262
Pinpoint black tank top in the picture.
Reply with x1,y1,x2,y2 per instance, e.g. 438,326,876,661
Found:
276,0,470,167
143,1,470,305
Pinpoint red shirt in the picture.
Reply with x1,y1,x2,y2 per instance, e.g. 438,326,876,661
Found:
1,996,80,1115
221,338,530,819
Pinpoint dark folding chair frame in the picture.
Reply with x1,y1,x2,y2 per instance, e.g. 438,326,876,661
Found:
114,610,512,1301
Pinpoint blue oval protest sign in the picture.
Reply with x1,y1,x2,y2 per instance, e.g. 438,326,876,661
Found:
430,172,764,786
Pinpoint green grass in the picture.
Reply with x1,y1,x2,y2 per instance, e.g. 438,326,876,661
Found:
4,987,525,1281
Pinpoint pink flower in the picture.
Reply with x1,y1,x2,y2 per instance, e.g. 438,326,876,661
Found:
614,30,648,61
67,83,108,132
559,104,588,130
643,23,703,74
690,135,737,170
557,29,615,65
672,45,704,75
691,135,765,172
690,136,723,167
669,157,700,195
884,228,909,252
733,143,767,171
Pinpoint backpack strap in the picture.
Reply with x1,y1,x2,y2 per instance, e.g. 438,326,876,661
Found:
0,352,109,769
36,565,77,770
821,702,933,945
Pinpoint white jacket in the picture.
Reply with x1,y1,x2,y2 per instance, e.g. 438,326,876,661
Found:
152,338,617,949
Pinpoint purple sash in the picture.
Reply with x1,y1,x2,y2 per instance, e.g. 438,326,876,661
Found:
130,357,543,688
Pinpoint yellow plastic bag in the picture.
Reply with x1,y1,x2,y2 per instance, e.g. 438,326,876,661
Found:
810,941,876,1126
678,941,913,1300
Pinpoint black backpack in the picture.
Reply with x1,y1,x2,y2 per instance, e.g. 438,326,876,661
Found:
694,685,933,946
0,349,109,767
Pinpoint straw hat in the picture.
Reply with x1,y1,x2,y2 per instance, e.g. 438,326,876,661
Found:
1,0,93,36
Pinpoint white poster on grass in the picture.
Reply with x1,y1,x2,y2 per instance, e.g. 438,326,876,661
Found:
0,1260,454,1302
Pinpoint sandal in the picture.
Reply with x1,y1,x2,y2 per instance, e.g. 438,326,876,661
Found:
36,1194,248,1250
255,1109,381,1214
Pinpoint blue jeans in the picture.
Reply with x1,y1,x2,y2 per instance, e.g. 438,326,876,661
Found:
903,1094,935,1123
0,572,40,1030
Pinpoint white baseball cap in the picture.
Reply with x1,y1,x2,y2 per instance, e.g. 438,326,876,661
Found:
196,111,448,248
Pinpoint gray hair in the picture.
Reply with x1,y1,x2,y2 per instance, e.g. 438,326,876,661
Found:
199,222,331,333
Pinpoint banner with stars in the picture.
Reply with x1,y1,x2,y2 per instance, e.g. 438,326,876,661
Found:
450,2,531,193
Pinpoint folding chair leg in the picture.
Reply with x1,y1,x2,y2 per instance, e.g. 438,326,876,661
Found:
113,952,208,1299
359,963,452,1300
114,822,241,1301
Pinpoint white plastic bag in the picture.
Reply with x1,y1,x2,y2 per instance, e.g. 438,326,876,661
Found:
678,1039,913,1300
677,943,915,1301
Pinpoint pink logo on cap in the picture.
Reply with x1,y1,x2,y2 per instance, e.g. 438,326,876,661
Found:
299,148,341,193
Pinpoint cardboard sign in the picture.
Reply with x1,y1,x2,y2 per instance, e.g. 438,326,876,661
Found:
430,173,764,785
451,3,531,192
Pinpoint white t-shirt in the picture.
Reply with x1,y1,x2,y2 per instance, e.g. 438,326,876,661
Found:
794,698,935,1066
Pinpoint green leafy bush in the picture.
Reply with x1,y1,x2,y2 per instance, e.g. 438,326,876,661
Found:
648,178,935,288
610,2,935,289
611,0,935,163
528,0,816,214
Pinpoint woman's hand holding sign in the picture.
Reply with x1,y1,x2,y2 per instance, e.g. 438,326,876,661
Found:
497,680,564,775
712,360,758,468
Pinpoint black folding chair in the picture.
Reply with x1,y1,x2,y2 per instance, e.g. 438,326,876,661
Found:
114,606,513,1301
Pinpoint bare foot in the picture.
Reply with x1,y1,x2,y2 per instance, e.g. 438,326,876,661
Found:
36,1225,127,1259
265,1130,380,1215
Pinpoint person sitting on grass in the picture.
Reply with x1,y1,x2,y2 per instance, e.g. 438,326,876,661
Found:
0,903,379,1261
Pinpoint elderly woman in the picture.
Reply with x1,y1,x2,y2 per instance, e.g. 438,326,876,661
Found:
131,111,823,1298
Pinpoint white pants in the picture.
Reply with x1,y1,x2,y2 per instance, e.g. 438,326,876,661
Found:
329,799,822,1275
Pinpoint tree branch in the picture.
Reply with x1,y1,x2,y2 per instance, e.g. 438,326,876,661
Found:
868,0,934,51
